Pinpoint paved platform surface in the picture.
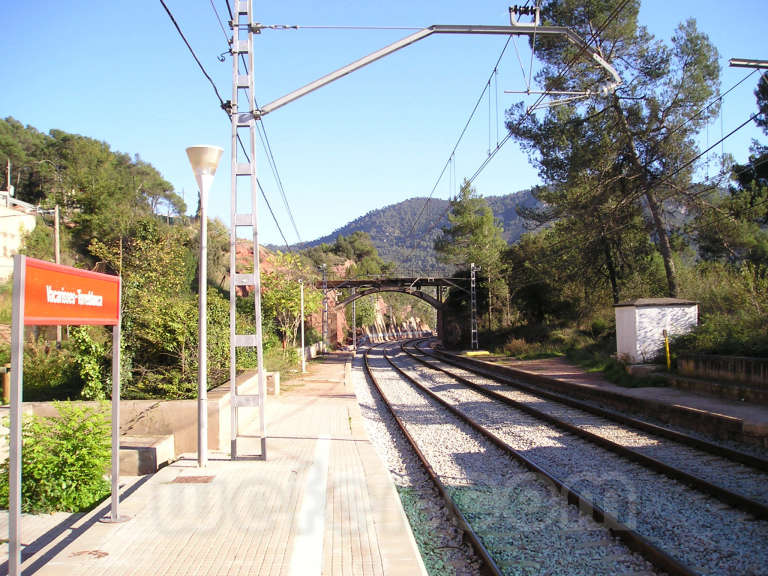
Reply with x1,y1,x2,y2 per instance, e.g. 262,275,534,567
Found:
0,352,426,576
484,355,768,436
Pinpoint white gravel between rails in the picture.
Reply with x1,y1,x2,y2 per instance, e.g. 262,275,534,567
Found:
412,346,768,507
352,352,484,576
366,344,658,576
392,348,768,576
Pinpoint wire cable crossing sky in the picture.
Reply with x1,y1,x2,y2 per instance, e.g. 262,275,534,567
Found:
0,1,765,246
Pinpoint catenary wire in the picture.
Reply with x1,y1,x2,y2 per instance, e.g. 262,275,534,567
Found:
402,0,632,269
403,35,515,243
507,115,766,280
210,0,230,44
160,0,293,251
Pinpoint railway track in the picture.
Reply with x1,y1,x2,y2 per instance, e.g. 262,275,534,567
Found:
362,342,667,576
402,340,768,516
373,339,768,575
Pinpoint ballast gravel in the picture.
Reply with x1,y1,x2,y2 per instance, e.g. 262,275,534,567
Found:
363,344,658,576
392,345,768,576
414,345,768,507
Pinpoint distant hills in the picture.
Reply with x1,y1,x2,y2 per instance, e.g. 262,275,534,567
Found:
285,189,540,272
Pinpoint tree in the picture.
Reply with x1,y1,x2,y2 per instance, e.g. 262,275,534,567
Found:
434,181,508,329
694,72,768,277
507,1,720,297
261,253,323,349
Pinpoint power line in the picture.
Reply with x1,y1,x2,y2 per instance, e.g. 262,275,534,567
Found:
404,0,632,269
209,0,230,44
254,116,302,243
404,35,516,242
160,0,295,250
159,0,228,108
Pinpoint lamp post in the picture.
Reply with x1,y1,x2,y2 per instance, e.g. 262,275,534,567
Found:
186,145,223,468
299,279,306,374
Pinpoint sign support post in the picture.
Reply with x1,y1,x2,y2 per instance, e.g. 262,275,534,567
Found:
8,256,123,576
9,255,26,576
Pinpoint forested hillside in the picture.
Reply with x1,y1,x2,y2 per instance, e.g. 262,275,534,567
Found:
291,189,539,272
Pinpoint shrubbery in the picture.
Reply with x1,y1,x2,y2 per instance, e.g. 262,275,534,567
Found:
0,402,112,513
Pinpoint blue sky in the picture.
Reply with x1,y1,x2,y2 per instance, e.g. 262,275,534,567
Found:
1,1,765,246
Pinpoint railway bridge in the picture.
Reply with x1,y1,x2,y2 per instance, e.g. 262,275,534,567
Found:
323,275,470,338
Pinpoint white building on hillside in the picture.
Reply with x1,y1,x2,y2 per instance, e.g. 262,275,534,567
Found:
0,195,37,281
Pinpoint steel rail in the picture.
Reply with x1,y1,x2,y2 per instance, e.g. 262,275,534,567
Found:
401,341,768,520
362,343,503,576
424,343,768,472
382,345,698,576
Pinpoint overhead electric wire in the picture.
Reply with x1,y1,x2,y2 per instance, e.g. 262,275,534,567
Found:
403,35,516,243
210,0,230,43
402,0,632,270
159,0,228,108
253,112,303,244
160,0,294,251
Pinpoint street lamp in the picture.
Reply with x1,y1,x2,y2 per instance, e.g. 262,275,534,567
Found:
186,145,223,468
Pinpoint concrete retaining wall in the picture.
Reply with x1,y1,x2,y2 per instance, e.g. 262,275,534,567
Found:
678,354,768,388
16,370,278,456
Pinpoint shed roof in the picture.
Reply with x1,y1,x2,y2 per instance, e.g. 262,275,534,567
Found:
614,297,698,308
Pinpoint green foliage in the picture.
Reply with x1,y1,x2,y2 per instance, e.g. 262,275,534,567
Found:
70,326,110,400
20,217,54,260
19,337,81,401
0,279,11,324
435,181,509,331
509,4,721,297
0,402,111,513
674,261,768,357
262,252,323,348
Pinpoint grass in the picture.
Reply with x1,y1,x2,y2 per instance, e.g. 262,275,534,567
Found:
486,325,670,389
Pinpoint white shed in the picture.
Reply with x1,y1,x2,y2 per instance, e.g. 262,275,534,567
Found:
614,298,698,364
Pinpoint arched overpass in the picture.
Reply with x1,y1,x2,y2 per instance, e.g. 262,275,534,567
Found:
322,276,469,338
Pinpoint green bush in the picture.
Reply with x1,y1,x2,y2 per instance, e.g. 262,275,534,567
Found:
0,402,112,513
20,337,81,401
70,326,110,399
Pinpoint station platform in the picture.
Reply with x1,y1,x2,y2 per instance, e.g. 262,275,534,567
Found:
0,352,427,576
455,352,768,447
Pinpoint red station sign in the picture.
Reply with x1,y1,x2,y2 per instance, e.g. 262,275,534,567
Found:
22,257,120,326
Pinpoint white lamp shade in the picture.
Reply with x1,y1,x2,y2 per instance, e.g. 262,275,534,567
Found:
186,145,223,175
186,145,223,201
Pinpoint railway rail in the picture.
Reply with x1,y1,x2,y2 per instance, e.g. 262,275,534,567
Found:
371,338,768,575
402,340,768,516
363,342,669,576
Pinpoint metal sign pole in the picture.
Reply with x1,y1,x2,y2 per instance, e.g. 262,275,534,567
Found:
9,254,25,576
108,279,125,522
300,280,306,373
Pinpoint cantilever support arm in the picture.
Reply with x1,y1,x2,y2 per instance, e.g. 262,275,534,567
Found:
256,24,621,118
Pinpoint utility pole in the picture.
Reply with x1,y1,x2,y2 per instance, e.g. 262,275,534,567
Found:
54,204,61,347
470,263,479,350
352,287,356,350
227,0,266,460
321,264,328,352
300,279,305,373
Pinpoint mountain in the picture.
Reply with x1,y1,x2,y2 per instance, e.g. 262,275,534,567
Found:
286,189,540,272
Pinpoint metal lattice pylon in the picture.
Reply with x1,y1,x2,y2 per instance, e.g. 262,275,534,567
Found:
228,0,266,459
470,263,479,350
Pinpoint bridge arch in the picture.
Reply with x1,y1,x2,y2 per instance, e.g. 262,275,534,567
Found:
335,286,442,311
